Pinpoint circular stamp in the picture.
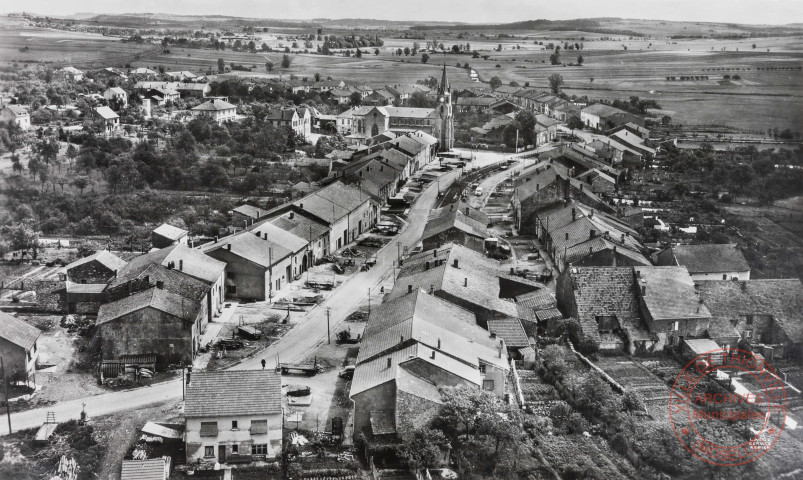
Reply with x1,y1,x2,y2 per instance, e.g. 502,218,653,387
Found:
668,348,787,466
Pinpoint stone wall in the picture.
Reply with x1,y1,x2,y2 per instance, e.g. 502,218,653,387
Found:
34,280,66,312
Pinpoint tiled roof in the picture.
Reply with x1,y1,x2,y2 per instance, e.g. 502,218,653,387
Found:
97,287,200,325
388,244,519,318
634,266,710,320
697,279,803,343
389,136,426,156
456,96,496,107
192,99,235,111
582,103,627,118
65,250,126,274
423,207,489,243
487,318,529,348
107,261,208,302
232,204,265,219
395,367,442,404
203,232,293,268
266,108,298,121
535,308,563,322
106,87,126,95
250,221,308,253
408,130,439,146
160,244,225,284
383,106,437,119
153,223,187,241
3,105,29,116
94,106,118,120
0,311,40,350
293,181,371,223
564,236,651,266
268,210,329,241
662,244,750,274
429,201,488,225
120,459,168,480
706,317,741,340
185,370,282,417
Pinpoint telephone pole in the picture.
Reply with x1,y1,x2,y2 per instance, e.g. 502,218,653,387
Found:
1,357,11,434
326,308,331,345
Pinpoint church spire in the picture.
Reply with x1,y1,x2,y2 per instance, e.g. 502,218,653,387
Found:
439,63,449,95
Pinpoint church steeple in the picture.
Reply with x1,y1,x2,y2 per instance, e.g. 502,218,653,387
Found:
438,63,449,95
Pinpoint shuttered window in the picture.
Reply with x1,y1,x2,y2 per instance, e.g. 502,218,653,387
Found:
250,420,268,435
200,422,218,437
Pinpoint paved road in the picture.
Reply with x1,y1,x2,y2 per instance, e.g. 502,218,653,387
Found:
0,169,458,436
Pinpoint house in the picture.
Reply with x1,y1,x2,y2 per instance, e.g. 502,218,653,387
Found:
534,114,560,145
152,224,189,249
94,106,119,134
97,286,205,367
0,105,31,130
313,79,346,92
203,232,293,301
387,243,539,325
185,370,282,464
232,204,268,226
329,87,356,105
128,67,158,78
470,114,514,145
292,181,379,251
103,87,128,107
350,290,509,441
295,107,312,141
491,84,521,99
455,95,496,113
422,204,490,253
0,312,40,385
656,244,750,281
97,67,129,80
266,108,307,139
250,220,313,279
575,169,617,194
363,89,395,106
697,279,803,359
165,70,197,81
63,250,127,284
175,83,212,98
120,458,170,480
384,84,419,104
53,66,84,82
487,99,519,115
341,156,405,204
266,208,330,262
191,99,236,124
580,104,639,130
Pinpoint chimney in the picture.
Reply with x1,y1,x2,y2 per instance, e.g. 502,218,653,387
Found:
590,230,596,239
565,232,569,240
430,284,434,294
450,205,453,212
387,357,392,368
589,209,594,218
425,261,430,270
400,335,404,344
227,243,232,251
453,259,459,268
621,233,625,243
156,280,164,289
299,203,303,209
215,236,219,242
179,259,183,271
437,338,441,349
289,212,294,219
430,350,436,359
465,207,469,216
408,284,413,294
640,279,647,296
510,267,515,275
113,269,117,278
433,249,437,258
571,207,576,221
264,233,268,240
498,339,504,358
464,277,468,287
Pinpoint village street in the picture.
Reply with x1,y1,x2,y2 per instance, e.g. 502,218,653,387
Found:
0,168,459,436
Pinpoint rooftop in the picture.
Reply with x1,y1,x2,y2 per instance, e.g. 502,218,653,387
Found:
662,244,750,274
567,266,641,325
203,231,293,268
152,223,188,241
192,99,236,111
293,181,371,224
487,318,530,348
120,458,168,480
185,370,282,417
635,266,711,320
94,106,118,120
97,287,200,326
64,250,126,274
0,311,40,351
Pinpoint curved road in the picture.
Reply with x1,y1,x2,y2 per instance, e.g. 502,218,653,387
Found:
0,169,458,436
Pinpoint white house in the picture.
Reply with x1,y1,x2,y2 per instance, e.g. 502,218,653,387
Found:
54,66,84,82
0,105,31,130
185,370,282,464
191,99,237,124
103,87,128,107
94,106,119,134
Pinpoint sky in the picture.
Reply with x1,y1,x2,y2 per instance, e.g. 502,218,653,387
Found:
13,0,803,25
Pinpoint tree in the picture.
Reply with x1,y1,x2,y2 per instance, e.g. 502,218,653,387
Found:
355,49,362,58
489,76,502,89
577,54,584,65
404,47,411,56
349,91,362,106
71,176,89,194
550,46,561,65
451,44,461,54
217,58,225,73
8,224,39,256
398,428,449,472
281,54,292,68
265,61,274,72
548,73,564,94
421,53,430,64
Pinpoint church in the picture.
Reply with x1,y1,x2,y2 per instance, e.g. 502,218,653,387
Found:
338,65,454,151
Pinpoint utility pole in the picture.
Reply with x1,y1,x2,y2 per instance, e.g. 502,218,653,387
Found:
181,361,185,400
326,309,331,345
396,242,402,262
368,288,371,314
1,357,11,434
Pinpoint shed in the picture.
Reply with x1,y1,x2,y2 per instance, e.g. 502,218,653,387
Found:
120,457,171,480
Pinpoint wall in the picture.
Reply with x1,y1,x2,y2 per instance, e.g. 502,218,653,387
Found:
554,269,578,319
0,337,34,379
690,271,751,282
395,391,441,436
206,249,267,301
99,306,199,367
35,280,65,312
68,260,115,284
186,413,282,463
352,382,395,439
402,358,476,390
422,230,484,254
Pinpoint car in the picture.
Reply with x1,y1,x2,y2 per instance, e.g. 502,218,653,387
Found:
339,365,355,379
474,187,483,196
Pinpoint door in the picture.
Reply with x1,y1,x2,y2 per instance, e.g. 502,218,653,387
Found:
218,445,226,463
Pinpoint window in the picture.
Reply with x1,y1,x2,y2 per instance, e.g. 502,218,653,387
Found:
250,420,268,435
232,420,238,429
252,444,268,455
746,315,754,325
200,422,218,437
743,330,753,338
483,380,495,391
205,446,215,458
672,321,679,332
479,364,487,374
231,444,239,454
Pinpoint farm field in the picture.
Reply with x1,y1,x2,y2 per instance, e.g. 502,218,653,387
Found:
0,18,158,68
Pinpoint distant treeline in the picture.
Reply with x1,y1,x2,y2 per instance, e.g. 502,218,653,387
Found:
410,18,646,37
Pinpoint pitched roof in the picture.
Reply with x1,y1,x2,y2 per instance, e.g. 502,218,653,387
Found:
94,106,118,120
185,370,282,417
266,108,298,121
582,103,627,118
203,232,293,268
456,96,496,107
487,318,530,348
97,287,200,325
422,207,489,242
567,267,641,324
634,266,711,320
268,210,329,241
251,221,308,253
153,223,188,241
120,459,168,480
697,279,803,343
192,99,235,111
383,106,437,119
159,244,226,284
0,311,40,350
662,244,750,274
65,250,126,274
232,204,265,219
293,181,371,223
106,87,126,95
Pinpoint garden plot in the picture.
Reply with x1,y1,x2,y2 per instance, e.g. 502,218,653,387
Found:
595,355,673,422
